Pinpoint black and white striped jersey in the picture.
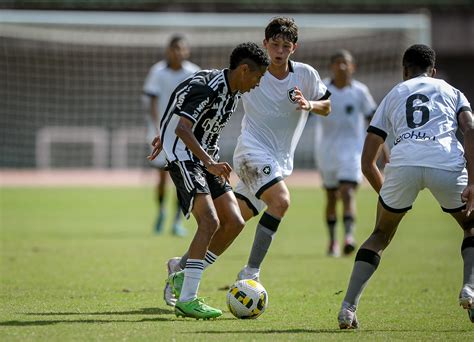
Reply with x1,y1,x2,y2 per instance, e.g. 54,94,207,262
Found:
160,69,240,163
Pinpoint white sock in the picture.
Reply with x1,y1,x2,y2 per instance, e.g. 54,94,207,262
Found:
203,250,218,269
179,259,204,302
244,265,260,276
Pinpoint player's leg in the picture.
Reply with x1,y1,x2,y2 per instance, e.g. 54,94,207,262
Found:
339,181,358,255
154,168,168,233
164,161,222,318
174,193,222,319
450,211,474,322
339,201,406,329
171,190,187,237
325,188,339,257
429,167,474,322
339,165,419,329
238,180,290,281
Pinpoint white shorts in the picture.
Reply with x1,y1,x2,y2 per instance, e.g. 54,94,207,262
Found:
233,151,284,215
380,165,467,213
317,146,362,189
319,158,362,189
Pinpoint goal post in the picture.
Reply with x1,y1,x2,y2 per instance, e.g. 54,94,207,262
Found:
0,10,431,169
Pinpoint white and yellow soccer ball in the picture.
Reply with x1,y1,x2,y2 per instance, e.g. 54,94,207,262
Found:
226,279,268,319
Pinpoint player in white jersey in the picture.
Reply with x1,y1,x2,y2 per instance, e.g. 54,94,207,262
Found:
315,50,381,257
142,35,200,235
162,17,330,307
337,44,474,329
232,17,330,282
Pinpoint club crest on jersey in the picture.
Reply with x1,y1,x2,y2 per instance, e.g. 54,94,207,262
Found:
195,173,206,187
287,87,298,104
262,165,272,176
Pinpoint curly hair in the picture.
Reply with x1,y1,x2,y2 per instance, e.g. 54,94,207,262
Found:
403,44,436,70
265,17,298,44
229,42,270,70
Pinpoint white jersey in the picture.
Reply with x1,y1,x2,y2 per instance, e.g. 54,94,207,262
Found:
142,60,200,142
316,79,376,166
234,61,329,177
369,75,471,171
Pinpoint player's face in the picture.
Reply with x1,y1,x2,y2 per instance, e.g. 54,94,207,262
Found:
330,56,355,78
263,37,296,67
167,41,190,66
239,66,267,93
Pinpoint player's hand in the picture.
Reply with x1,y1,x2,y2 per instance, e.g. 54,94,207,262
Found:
147,136,162,161
461,184,474,216
293,87,312,111
206,161,232,183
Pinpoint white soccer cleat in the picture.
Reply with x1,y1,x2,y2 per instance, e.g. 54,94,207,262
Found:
338,302,359,329
459,285,474,323
236,266,260,283
163,257,182,307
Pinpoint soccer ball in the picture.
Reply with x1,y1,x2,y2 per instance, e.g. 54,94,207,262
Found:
226,279,268,319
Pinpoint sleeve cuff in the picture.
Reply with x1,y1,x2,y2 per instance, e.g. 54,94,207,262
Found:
457,106,472,117
367,125,387,141
318,89,331,101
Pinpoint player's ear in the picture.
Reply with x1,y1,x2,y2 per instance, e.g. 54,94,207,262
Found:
403,66,409,80
291,43,298,54
430,68,437,78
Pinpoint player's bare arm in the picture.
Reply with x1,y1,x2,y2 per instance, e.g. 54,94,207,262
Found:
293,87,331,115
459,109,474,216
175,116,232,182
147,135,163,161
361,132,385,193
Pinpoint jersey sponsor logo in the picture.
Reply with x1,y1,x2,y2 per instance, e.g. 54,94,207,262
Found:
287,87,298,104
393,130,436,146
194,97,210,117
262,165,272,176
176,91,186,109
202,118,225,134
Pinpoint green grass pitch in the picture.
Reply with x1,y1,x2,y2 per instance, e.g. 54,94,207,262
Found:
1,186,472,341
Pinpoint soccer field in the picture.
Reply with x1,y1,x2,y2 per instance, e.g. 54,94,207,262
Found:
1,187,471,341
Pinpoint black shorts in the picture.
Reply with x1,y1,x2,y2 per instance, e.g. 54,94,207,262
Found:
167,160,233,218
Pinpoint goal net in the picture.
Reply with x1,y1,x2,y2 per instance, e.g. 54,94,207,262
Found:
0,10,431,170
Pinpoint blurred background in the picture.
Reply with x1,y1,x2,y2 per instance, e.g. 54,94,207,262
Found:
1,1,473,175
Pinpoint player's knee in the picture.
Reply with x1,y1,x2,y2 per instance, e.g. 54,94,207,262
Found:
221,216,245,236
198,215,220,236
268,196,290,217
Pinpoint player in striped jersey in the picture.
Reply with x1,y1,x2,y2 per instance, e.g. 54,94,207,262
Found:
148,42,269,319
338,44,474,328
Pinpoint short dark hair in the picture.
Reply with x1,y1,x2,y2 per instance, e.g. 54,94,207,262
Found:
330,49,354,64
265,17,298,44
402,44,436,70
168,34,186,48
229,42,270,70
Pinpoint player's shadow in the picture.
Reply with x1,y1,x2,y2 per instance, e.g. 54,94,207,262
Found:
0,317,172,327
23,307,173,316
0,308,176,327
194,327,471,334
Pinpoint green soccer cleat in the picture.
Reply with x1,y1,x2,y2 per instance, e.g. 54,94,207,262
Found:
167,270,184,298
175,297,223,320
